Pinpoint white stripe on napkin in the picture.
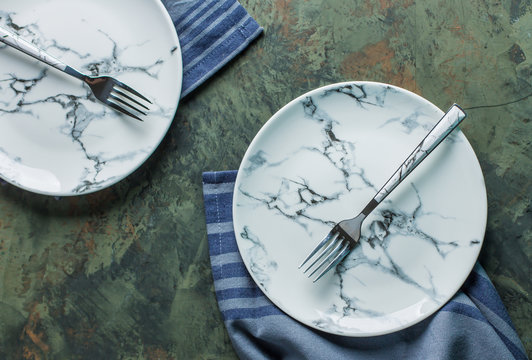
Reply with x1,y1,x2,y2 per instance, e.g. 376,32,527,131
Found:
203,182,235,195
211,252,242,267
218,296,272,312
206,221,233,235
214,276,257,291
181,2,241,52
183,13,253,72
173,1,213,34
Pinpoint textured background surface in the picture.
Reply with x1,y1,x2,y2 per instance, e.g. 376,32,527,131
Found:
0,0,530,359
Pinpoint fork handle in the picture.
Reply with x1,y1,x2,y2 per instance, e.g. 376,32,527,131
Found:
0,25,75,75
361,104,467,216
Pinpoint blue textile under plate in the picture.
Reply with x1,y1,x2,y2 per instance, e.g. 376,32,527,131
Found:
202,170,528,360
162,0,262,98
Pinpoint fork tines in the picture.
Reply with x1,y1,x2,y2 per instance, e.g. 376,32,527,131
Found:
107,81,152,121
299,227,351,282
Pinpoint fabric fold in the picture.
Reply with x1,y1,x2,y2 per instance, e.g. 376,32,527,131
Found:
163,0,263,98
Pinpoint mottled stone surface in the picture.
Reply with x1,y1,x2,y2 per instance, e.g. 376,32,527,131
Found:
0,0,530,358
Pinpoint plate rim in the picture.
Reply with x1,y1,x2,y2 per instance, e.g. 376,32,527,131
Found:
0,0,183,196
233,80,488,336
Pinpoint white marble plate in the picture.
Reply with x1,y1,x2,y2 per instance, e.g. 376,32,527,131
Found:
0,0,182,195
233,82,487,336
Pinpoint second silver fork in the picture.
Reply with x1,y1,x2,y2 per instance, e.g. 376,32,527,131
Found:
300,104,467,282
0,25,151,121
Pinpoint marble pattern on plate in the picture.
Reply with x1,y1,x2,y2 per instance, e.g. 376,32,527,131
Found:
234,82,486,335
0,2,181,195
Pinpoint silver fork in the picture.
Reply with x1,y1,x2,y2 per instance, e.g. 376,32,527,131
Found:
0,25,151,121
300,104,467,282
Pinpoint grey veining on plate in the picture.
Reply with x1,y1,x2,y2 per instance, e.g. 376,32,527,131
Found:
0,6,181,195
239,226,278,289
234,82,486,335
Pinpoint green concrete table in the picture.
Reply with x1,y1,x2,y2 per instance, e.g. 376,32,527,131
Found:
0,0,530,358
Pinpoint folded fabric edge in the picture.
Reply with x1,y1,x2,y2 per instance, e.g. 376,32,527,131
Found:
181,27,263,97
163,0,263,98
180,11,263,97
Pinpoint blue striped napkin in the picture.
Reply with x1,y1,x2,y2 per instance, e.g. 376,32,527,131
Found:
202,170,529,360
163,0,262,98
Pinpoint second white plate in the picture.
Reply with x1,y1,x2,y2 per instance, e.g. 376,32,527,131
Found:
233,82,487,336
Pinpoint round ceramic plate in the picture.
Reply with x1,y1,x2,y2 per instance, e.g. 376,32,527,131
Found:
0,0,182,195
233,82,487,336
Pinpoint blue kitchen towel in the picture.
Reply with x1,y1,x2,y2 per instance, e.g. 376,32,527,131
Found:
202,170,529,360
162,0,262,98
